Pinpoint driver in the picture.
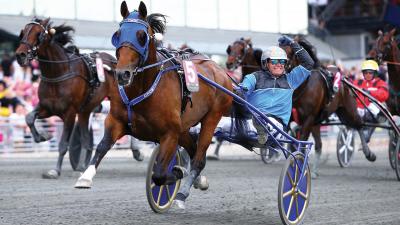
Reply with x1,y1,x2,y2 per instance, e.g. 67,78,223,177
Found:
353,59,389,141
239,35,314,153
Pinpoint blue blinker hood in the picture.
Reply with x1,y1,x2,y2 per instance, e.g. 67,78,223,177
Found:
111,11,150,62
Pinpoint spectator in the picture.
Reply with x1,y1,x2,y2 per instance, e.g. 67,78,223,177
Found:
0,53,14,79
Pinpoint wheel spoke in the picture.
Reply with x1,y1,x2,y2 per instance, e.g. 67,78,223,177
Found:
156,185,164,206
286,171,295,186
295,195,299,219
287,195,294,217
165,185,171,201
298,190,308,200
338,145,346,154
344,147,348,163
283,189,293,198
340,132,346,143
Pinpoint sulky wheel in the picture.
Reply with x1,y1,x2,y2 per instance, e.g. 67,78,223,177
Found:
389,130,397,170
336,127,355,168
278,152,311,225
146,146,182,213
395,137,400,181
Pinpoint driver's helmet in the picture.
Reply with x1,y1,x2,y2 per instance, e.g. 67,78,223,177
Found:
261,46,287,67
361,60,379,73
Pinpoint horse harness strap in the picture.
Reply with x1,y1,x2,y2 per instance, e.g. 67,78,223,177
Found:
118,65,180,127
317,68,335,101
157,48,193,114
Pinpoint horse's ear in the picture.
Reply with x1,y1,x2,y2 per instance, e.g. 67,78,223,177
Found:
136,30,147,46
42,17,50,26
138,1,147,19
226,45,231,55
390,28,396,37
18,29,23,40
120,1,129,19
244,37,252,48
378,30,383,36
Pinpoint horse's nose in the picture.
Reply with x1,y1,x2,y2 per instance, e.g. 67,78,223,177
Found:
116,70,130,80
16,52,27,66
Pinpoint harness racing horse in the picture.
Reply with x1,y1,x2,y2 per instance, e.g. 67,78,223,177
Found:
283,37,377,177
368,28,400,116
15,18,116,179
225,37,262,78
75,1,232,194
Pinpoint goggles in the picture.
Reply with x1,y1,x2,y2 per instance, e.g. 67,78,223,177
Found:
269,59,287,65
362,70,375,75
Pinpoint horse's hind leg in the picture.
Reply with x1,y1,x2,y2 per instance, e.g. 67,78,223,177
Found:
42,112,76,179
311,125,322,179
74,112,93,171
358,128,376,162
75,115,125,188
25,106,52,143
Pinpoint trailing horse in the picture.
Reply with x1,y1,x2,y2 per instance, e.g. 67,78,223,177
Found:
368,28,400,116
283,36,376,177
15,18,116,178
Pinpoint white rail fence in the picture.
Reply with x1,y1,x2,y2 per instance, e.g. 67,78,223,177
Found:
0,114,134,153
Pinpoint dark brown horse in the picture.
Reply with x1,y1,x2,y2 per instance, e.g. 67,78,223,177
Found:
225,37,262,79
283,37,376,177
75,1,232,191
368,28,400,116
15,18,116,178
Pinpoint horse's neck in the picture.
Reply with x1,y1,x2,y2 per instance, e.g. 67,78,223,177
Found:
36,43,71,77
131,50,160,97
241,49,260,75
387,46,400,91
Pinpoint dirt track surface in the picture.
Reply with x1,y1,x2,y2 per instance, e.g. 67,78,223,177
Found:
1,140,400,225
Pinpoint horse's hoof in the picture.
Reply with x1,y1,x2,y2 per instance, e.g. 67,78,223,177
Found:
74,178,93,189
37,132,53,142
172,166,188,179
173,200,186,210
366,152,377,162
206,154,219,161
42,169,59,179
132,150,144,162
193,175,209,191
311,172,319,180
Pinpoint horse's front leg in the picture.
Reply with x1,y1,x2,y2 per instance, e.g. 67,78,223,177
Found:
174,113,221,209
75,114,125,188
42,112,76,179
25,106,52,143
151,130,180,186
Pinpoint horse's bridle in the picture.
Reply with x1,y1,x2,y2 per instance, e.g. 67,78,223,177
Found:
227,41,250,70
372,34,395,65
19,21,50,61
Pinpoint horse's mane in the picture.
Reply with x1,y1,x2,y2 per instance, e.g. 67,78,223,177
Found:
146,13,167,34
33,18,75,47
296,36,321,68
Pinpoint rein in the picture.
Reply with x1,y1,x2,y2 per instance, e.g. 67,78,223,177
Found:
384,60,400,66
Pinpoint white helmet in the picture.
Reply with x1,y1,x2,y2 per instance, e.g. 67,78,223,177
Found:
261,46,287,62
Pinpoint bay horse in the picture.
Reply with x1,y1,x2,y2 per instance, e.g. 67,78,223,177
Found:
368,28,400,116
225,37,262,78
15,18,116,179
283,36,376,177
75,0,232,196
